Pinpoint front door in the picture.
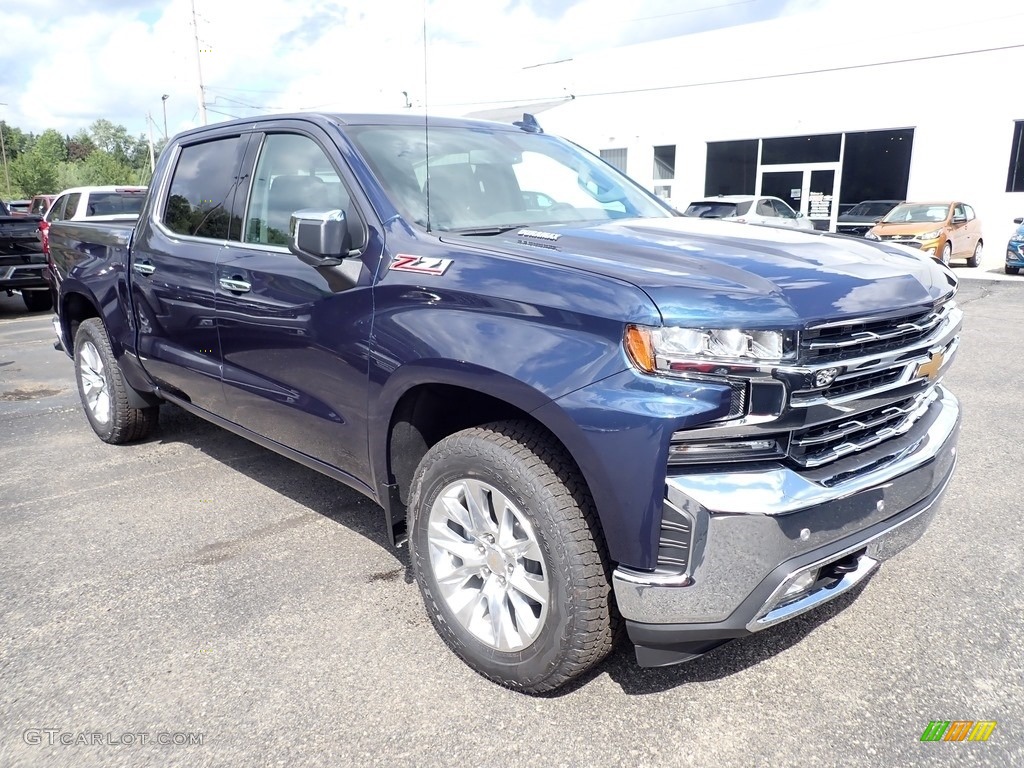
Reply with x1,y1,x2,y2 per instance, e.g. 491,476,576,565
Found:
215,128,380,487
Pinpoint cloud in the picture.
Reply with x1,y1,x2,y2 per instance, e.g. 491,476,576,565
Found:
0,0,821,137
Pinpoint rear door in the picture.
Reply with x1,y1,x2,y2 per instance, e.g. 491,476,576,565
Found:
215,122,381,485
129,131,250,411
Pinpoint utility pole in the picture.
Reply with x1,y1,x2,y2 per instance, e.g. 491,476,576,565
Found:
161,94,170,139
191,0,208,125
146,113,156,172
0,102,10,199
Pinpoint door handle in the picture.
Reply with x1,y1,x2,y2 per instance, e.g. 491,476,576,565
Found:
219,277,252,293
132,261,156,276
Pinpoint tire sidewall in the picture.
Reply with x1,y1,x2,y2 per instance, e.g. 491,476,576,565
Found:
74,322,116,442
410,443,579,688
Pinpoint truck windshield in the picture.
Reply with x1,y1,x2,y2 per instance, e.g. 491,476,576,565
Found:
345,125,672,232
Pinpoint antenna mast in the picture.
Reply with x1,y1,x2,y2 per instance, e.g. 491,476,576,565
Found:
191,0,208,125
423,5,431,232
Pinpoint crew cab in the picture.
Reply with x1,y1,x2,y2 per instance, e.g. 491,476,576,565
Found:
48,113,961,693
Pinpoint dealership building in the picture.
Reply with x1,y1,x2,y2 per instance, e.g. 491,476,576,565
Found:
462,4,1023,263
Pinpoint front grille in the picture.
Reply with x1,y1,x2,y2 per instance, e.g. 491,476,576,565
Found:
800,301,953,363
816,367,903,399
880,234,917,242
789,390,936,468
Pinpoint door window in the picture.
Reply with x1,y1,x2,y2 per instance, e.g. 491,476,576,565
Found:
163,136,246,239
771,199,797,219
954,204,966,221
756,199,775,216
244,133,351,246
46,196,68,222
64,193,82,220
964,204,976,221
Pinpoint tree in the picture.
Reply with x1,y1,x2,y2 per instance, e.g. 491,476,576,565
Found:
88,119,135,165
66,130,97,162
33,129,68,166
9,152,58,196
81,150,134,186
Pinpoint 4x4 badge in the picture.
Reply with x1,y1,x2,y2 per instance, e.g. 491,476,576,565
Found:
389,255,453,276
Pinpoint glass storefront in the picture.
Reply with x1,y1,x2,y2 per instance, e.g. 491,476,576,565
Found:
705,129,914,231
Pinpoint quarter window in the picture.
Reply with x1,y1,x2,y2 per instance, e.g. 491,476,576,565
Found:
47,196,68,222
163,136,246,239
244,133,351,246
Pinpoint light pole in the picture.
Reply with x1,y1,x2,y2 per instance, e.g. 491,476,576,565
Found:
0,102,10,199
161,94,169,140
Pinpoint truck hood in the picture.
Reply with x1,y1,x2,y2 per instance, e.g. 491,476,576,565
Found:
447,217,956,328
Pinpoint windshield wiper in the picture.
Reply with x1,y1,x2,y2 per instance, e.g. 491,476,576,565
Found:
445,225,523,236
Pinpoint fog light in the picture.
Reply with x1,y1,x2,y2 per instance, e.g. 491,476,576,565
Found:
784,569,819,596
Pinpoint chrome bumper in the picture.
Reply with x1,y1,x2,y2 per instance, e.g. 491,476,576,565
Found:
613,386,960,630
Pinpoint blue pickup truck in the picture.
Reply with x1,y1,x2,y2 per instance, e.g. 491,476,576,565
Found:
48,113,961,693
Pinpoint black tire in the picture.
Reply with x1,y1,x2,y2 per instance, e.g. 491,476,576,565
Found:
22,290,52,312
1007,266,1020,275
940,241,952,265
73,318,158,444
408,420,617,693
967,240,982,268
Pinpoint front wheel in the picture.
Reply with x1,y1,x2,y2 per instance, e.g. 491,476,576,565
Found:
1007,266,1020,275
967,241,982,268
940,242,952,265
73,318,158,443
408,421,617,693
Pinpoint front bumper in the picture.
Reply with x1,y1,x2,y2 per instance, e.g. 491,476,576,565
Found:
1006,242,1024,268
613,386,960,666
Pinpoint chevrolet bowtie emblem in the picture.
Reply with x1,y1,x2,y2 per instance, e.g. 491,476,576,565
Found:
915,351,945,381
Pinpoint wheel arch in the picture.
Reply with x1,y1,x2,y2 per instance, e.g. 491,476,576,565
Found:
372,363,610,552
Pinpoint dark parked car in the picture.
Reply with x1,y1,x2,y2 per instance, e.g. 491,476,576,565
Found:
835,200,904,237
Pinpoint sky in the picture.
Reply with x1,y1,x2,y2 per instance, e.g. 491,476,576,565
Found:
0,0,823,140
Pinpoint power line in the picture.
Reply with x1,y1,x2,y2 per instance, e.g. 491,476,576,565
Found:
434,42,1024,107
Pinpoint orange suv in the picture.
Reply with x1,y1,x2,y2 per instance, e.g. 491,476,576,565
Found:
865,201,983,266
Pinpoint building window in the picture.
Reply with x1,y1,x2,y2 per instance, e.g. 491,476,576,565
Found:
705,139,758,196
654,185,672,201
761,133,841,165
1007,121,1024,193
840,129,914,207
653,145,675,180
600,148,627,173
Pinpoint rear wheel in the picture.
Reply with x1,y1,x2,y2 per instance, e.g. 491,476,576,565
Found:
967,241,982,268
73,318,158,443
21,290,52,312
408,421,616,693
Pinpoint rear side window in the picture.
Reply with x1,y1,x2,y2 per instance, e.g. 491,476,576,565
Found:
163,136,245,239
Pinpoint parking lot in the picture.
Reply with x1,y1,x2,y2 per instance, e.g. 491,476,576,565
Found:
1,277,1022,768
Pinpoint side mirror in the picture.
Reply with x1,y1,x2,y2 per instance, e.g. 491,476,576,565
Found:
289,209,351,267
952,215,966,224
873,217,883,223
1014,217,1023,225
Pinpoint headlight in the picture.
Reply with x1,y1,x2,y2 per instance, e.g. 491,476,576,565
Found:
864,231,880,240
918,229,942,240
625,325,797,374
1010,233,1024,243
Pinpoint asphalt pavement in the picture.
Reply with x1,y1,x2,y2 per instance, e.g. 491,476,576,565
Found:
1,275,1022,768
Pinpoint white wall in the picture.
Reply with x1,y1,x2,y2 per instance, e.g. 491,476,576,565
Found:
466,1,1024,252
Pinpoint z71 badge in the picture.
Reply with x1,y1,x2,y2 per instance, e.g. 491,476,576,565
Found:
388,254,453,276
